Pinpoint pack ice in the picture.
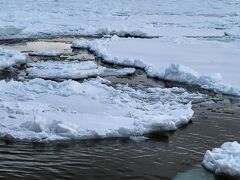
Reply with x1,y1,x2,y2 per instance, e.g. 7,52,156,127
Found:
202,141,240,177
0,77,198,141
0,0,239,39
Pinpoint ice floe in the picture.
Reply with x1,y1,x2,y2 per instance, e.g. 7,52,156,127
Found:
27,61,136,79
27,61,105,79
202,141,240,177
29,50,62,57
0,48,26,70
0,77,200,141
72,38,240,96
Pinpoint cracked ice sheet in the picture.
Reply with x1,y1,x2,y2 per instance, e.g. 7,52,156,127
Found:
0,0,240,39
0,77,202,141
27,61,136,79
72,37,240,96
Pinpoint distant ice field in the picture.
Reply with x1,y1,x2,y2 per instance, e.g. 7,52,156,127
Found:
0,0,239,39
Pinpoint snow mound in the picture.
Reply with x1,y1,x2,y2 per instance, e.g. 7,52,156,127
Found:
29,50,62,57
202,141,240,177
0,48,26,70
72,38,240,96
0,77,198,141
27,61,135,79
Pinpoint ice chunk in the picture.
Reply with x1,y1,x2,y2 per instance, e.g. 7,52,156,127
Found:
27,61,135,79
0,77,197,141
27,61,105,79
202,141,240,177
0,48,26,70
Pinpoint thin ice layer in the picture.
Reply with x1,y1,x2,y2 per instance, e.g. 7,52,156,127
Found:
0,48,26,70
27,61,136,79
29,50,62,57
0,77,198,141
202,141,240,177
27,61,105,79
71,38,240,96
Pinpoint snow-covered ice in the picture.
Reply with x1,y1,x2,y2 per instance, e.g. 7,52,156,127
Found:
27,61,105,79
0,0,239,39
72,37,240,96
0,77,199,141
202,141,240,177
0,48,26,70
27,61,136,79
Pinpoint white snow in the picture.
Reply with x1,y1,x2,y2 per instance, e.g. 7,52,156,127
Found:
0,77,198,141
72,37,240,96
27,61,136,79
0,48,26,70
29,50,62,57
202,141,240,177
0,0,239,39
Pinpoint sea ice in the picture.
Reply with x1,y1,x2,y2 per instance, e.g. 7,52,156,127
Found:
202,141,240,177
0,48,26,70
0,77,199,141
0,0,239,39
27,61,105,79
27,61,136,79
29,50,62,57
